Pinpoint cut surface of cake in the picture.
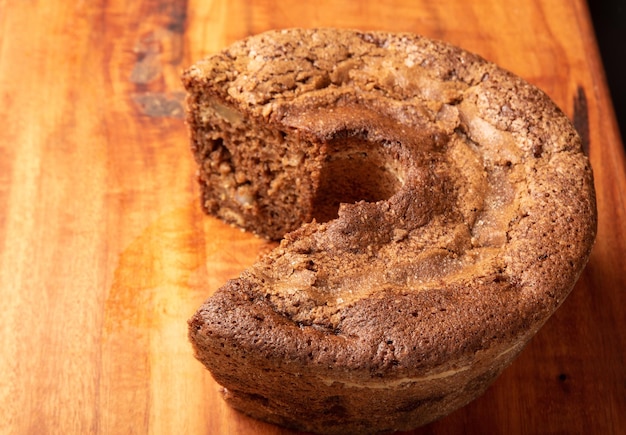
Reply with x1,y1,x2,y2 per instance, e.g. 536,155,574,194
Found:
183,28,597,434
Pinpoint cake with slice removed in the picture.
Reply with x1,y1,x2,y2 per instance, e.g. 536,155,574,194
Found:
183,28,597,434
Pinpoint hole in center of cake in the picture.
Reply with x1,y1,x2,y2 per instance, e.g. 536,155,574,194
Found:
311,141,404,223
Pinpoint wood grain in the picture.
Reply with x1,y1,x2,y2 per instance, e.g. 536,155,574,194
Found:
1,0,624,434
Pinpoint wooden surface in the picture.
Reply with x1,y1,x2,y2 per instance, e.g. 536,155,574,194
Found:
1,0,625,434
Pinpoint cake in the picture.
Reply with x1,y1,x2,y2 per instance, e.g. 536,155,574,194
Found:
183,29,597,434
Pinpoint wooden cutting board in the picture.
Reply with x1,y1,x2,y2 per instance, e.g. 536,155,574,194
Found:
1,0,625,433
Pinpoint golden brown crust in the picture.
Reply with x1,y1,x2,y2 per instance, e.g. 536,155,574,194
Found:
183,28,597,434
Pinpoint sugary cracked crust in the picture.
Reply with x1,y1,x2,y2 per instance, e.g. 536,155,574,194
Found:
184,29,597,434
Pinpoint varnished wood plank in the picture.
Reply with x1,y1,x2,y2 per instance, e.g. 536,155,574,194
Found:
0,0,624,434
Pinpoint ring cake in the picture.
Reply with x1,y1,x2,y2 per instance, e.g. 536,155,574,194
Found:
183,29,597,434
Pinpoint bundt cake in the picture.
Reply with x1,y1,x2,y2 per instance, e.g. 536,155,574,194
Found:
183,28,597,434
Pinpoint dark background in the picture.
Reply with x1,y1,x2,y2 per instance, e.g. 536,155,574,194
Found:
589,0,626,145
